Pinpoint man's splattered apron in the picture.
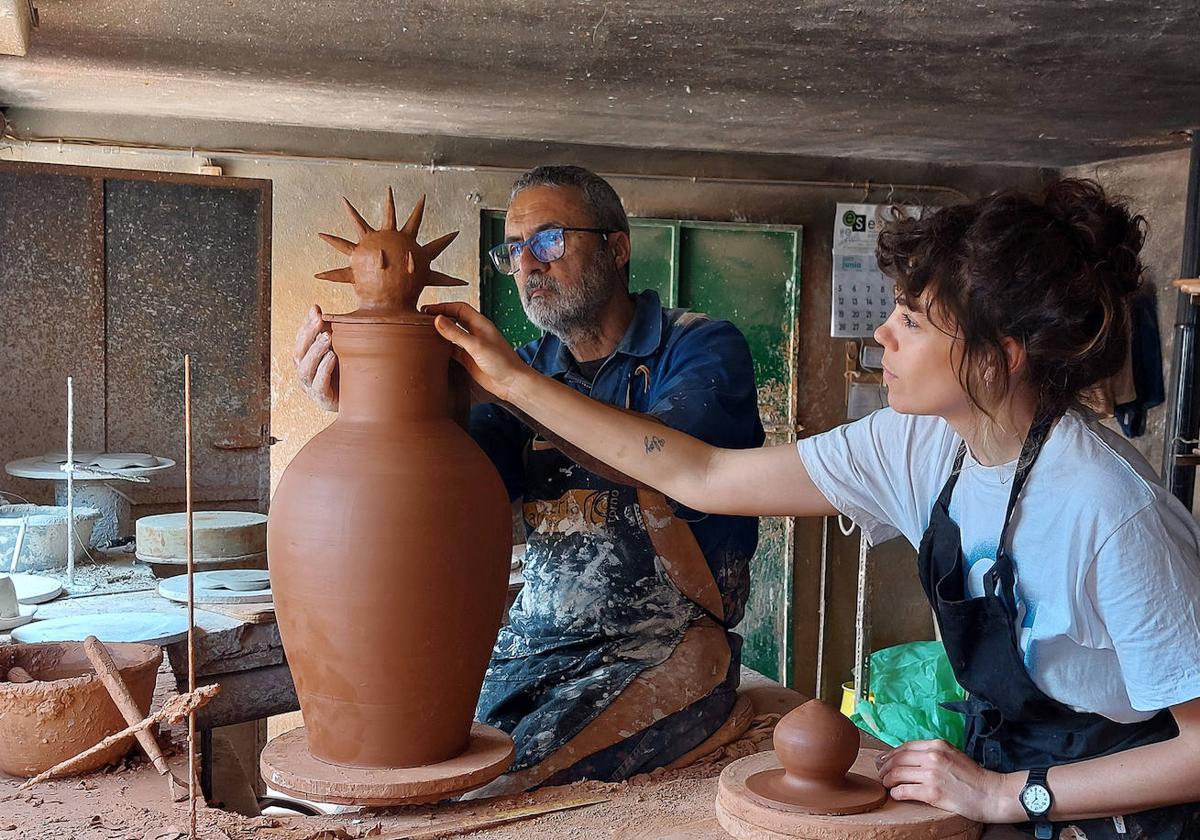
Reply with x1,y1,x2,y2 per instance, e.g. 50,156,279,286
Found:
476,370,731,775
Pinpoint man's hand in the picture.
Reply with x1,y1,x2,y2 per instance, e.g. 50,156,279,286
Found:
876,739,1024,824
425,302,528,403
293,304,339,412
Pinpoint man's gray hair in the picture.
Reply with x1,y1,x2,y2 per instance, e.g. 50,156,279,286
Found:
509,166,630,234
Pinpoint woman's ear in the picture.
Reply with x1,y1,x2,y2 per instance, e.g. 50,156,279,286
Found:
1001,336,1026,377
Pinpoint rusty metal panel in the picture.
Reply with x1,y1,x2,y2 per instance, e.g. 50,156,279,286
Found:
104,178,270,509
0,169,106,504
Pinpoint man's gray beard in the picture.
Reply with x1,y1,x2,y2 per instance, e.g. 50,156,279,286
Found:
521,251,620,345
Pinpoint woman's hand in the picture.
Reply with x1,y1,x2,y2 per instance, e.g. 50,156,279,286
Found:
425,302,528,404
876,739,1023,824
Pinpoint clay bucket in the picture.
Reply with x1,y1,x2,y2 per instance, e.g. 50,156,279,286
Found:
0,641,162,778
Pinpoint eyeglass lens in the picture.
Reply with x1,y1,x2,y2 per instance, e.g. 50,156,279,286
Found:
490,228,566,275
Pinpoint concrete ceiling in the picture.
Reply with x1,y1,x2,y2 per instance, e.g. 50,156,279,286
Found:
1,0,1197,167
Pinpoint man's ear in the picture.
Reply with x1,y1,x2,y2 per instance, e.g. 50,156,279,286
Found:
608,231,631,271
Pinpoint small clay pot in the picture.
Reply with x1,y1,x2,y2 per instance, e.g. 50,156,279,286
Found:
743,698,887,815
0,642,162,778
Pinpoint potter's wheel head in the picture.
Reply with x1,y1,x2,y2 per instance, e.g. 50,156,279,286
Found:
316,188,467,321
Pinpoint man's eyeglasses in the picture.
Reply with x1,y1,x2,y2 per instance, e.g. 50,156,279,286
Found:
488,227,614,276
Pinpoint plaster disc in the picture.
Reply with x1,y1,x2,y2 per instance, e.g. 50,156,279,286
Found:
135,511,266,561
157,571,272,605
4,573,63,605
9,612,189,646
715,750,981,840
260,723,515,806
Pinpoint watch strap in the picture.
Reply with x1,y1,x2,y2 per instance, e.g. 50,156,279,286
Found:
1023,767,1053,839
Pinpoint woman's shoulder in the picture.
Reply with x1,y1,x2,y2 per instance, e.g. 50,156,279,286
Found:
861,408,959,454
1042,411,1163,517
801,409,959,483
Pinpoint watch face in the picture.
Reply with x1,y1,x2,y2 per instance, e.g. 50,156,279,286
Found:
1021,783,1052,815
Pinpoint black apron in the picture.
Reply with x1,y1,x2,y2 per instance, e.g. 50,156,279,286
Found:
917,416,1199,840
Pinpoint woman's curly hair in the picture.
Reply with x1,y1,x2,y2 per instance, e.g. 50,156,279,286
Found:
875,178,1146,420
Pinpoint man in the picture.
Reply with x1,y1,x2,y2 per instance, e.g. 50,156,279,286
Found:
295,165,764,790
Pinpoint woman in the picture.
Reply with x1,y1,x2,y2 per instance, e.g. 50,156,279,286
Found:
427,179,1200,839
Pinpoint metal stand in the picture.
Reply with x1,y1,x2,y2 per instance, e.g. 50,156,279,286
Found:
1162,130,1200,505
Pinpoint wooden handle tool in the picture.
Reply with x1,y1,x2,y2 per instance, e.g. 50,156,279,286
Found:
83,635,172,775
83,635,190,799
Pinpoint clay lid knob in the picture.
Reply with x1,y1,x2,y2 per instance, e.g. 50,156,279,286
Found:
315,188,467,320
773,698,860,784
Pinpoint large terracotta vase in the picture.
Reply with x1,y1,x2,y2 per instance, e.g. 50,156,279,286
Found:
268,190,511,769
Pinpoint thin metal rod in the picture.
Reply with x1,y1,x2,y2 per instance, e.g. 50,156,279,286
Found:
65,376,75,585
184,355,197,840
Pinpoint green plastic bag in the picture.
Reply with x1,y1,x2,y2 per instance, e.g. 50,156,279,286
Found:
850,640,967,749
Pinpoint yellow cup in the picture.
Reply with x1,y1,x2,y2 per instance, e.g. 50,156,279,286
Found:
840,681,874,717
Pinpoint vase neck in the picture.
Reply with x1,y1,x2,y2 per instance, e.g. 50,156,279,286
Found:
331,321,451,422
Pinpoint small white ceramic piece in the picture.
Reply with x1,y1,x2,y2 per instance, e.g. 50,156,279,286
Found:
206,569,270,591
3,573,63,605
42,451,101,465
0,605,37,632
87,453,159,470
10,612,189,646
0,575,37,631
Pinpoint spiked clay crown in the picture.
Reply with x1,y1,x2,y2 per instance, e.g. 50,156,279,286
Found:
317,188,466,321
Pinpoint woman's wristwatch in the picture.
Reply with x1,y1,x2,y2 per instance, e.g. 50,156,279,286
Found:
1019,767,1054,839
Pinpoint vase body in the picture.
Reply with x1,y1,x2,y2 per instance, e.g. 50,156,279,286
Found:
268,319,510,768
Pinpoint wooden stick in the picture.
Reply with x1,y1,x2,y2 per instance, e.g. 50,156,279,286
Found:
84,636,189,801
17,684,220,789
184,354,197,840
83,636,171,775
377,794,611,839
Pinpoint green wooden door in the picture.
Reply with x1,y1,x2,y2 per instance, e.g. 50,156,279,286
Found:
480,212,802,684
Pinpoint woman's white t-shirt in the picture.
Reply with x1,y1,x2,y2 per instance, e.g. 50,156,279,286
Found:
798,408,1200,723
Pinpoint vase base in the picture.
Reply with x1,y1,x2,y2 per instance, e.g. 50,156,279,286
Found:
260,723,515,806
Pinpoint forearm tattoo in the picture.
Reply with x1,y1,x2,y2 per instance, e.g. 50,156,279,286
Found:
644,435,666,454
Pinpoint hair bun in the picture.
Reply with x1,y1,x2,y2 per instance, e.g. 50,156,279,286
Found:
1042,178,1145,297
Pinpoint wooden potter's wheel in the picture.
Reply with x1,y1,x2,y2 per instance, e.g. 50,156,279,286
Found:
714,700,980,840
260,723,514,806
